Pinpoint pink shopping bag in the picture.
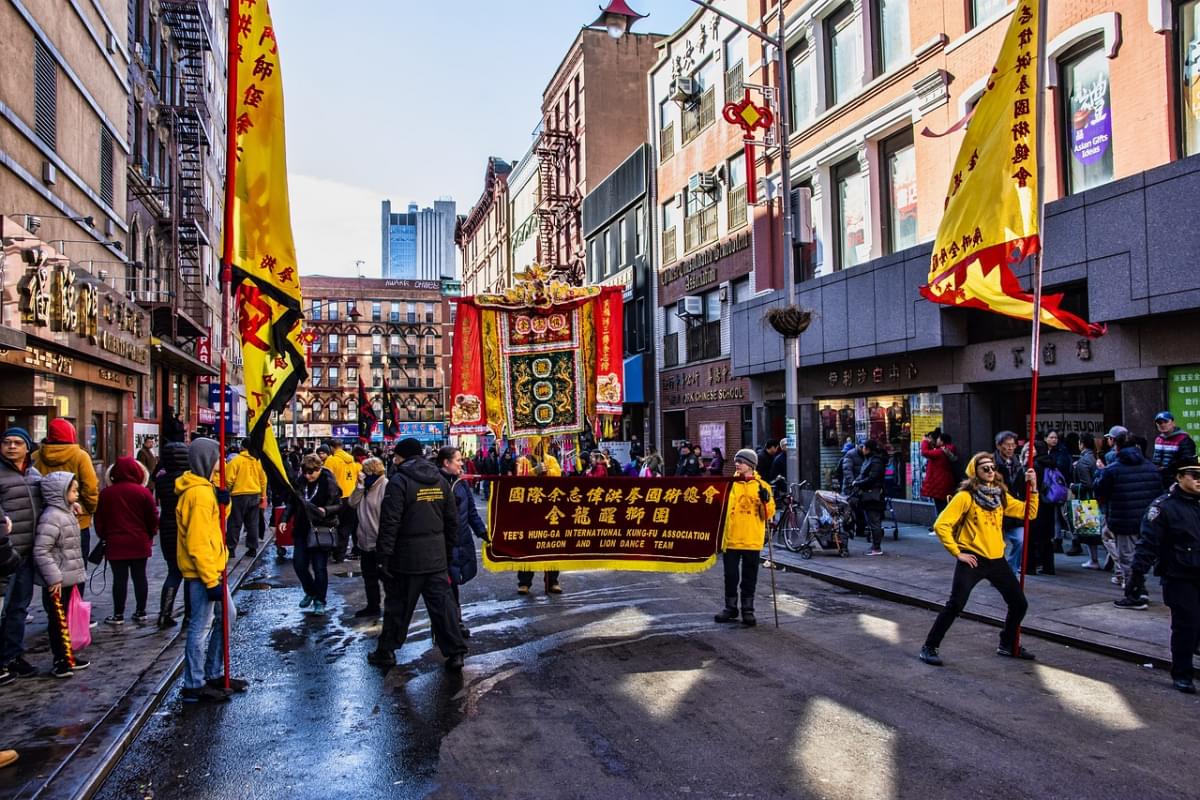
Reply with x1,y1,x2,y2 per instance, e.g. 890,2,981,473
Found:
67,586,92,650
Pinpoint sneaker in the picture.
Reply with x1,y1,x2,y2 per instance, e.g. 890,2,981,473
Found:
516,585,530,595
444,653,465,672
70,658,90,671
546,582,563,594
1081,560,1101,569
0,750,17,769
6,657,36,678
918,646,943,666
298,595,314,609
352,607,381,619
0,667,12,687
1114,596,1148,610
866,548,884,556
367,649,396,667
103,615,125,626
996,645,1035,660
1111,575,1124,587
1174,678,1198,695
51,662,74,679
181,685,231,704
206,676,249,692
131,611,148,624
310,601,326,615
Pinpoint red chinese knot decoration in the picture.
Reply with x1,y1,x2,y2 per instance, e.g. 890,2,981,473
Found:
723,90,775,205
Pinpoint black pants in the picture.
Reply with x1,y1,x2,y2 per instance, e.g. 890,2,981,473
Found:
1163,579,1200,681
226,495,262,550
359,550,383,611
723,549,759,602
336,507,358,560
925,555,1028,650
1028,511,1056,574
517,570,559,589
110,558,149,617
41,586,76,667
378,571,466,657
863,505,884,548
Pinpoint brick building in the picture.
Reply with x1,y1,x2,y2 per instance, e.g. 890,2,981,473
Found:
287,276,452,445
456,157,512,297
715,0,1200,496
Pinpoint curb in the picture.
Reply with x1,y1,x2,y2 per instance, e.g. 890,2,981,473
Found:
766,553,1172,671
29,541,270,800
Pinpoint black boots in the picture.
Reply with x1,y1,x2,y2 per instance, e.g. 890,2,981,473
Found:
740,596,756,627
157,585,179,629
714,597,739,623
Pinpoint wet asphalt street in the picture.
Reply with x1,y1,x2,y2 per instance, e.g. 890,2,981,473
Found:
96,499,1200,800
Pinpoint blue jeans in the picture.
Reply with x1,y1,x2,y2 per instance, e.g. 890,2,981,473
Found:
183,579,236,689
1003,525,1025,575
292,533,328,603
0,556,37,664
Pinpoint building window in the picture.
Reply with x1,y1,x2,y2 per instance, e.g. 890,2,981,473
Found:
732,276,752,304
347,366,357,382
725,59,744,104
99,128,114,206
663,309,681,368
346,334,357,352
310,334,321,353
686,289,722,362
347,399,357,419
789,39,816,129
684,186,718,253
328,400,339,420
1061,40,1114,194
659,100,675,162
406,302,416,323
826,5,862,107
371,333,382,354
372,301,381,322
372,369,382,387
310,300,322,320
872,0,909,76
662,200,679,264
425,342,435,356
312,367,323,387
326,333,338,354
727,156,747,230
618,217,628,269
390,301,400,322
636,206,645,256
33,40,57,151
425,377,435,388
881,128,917,253
424,303,434,323
391,368,400,382
389,333,401,354
328,366,339,387
1181,1,1200,155
328,301,339,321
970,0,1007,29
681,76,716,144
833,156,868,269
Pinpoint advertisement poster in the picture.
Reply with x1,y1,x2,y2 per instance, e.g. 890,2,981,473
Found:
1167,365,1200,434
697,422,726,459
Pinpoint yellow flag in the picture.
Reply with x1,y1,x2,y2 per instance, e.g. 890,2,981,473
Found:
922,2,1103,337
228,0,307,487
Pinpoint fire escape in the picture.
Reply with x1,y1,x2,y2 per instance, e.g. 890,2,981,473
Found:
157,0,213,340
534,120,582,285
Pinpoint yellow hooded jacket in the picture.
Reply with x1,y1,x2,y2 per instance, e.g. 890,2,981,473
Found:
933,455,1038,560
722,473,775,551
541,454,562,477
34,443,99,529
328,448,360,502
226,451,267,498
175,471,228,588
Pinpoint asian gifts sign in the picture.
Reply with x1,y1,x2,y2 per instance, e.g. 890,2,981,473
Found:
484,476,734,573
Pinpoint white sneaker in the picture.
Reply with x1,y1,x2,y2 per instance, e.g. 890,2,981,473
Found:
1111,575,1124,587
1081,560,1100,569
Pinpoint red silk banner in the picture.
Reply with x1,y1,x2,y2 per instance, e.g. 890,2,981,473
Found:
594,287,624,416
449,300,488,433
484,476,733,573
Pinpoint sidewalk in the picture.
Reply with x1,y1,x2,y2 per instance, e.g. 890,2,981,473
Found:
0,540,263,800
766,520,1174,666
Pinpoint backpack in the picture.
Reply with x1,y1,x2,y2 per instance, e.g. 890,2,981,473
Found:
1043,466,1069,504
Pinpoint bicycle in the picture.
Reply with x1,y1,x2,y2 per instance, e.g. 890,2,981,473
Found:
770,478,809,552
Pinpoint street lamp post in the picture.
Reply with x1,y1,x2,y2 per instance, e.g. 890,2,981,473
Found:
597,0,801,486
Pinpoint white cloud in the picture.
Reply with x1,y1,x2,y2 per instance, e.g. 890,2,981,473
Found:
288,174,383,278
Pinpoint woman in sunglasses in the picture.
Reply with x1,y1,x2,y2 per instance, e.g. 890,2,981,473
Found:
919,453,1038,666
284,454,343,615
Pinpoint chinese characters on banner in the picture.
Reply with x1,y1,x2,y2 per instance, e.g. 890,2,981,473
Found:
484,476,734,573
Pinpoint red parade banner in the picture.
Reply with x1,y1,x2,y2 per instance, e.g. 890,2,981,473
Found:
484,476,735,573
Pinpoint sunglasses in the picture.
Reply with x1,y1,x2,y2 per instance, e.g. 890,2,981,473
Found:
976,464,997,473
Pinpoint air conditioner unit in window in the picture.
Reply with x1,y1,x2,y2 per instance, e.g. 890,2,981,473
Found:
676,295,703,319
695,171,718,192
670,76,698,103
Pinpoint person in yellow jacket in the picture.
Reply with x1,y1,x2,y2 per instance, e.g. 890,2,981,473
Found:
920,452,1039,666
33,418,98,568
176,438,243,703
224,438,268,558
715,449,775,627
325,440,361,562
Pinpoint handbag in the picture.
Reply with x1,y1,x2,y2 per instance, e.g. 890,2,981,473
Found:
87,538,106,566
67,586,92,650
306,525,337,550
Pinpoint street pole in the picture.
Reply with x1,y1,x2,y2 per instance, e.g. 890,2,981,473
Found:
773,0,800,488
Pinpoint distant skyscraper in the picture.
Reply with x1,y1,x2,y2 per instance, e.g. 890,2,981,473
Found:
381,198,457,280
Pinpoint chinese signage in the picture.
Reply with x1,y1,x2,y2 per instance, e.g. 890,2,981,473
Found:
1168,365,1200,432
661,362,748,407
660,230,751,289
483,476,732,573
825,361,918,389
15,263,150,374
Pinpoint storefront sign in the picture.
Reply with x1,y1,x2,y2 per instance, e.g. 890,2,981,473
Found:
660,230,751,289
15,263,150,374
197,335,212,385
661,362,748,407
1026,414,1105,437
599,265,634,293
826,361,918,388
483,475,732,573
0,345,138,391
1167,366,1200,432
383,279,441,292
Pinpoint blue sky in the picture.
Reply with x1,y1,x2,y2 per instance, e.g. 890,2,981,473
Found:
270,0,695,277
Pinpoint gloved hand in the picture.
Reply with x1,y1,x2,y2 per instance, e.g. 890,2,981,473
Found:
377,560,394,581
205,583,224,602
216,488,231,506
758,487,771,504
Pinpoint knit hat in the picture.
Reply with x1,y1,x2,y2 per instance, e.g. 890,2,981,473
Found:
734,448,758,468
1,427,33,449
394,437,423,459
46,418,77,444
316,444,331,455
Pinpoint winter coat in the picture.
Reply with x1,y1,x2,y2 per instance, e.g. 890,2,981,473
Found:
1131,485,1200,582
33,442,98,530
933,486,1039,560
226,451,267,497
1049,443,1073,482
326,449,360,504
920,440,958,502
994,450,1027,531
1152,430,1197,482
1073,448,1099,489
0,523,18,577
96,457,158,561
1094,446,1164,537
0,456,42,558
376,457,457,575
33,472,86,587
722,473,775,551
444,471,487,586
770,451,787,485
136,445,158,481
155,443,191,566
541,455,562,477
676,454,701,476
175,439,227,588
348,474,387,552
837,448,864,495
286,467,343,539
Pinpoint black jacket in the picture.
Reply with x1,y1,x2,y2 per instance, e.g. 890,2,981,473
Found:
377,457,457,574
1094,447,1163,537
443,471,487,586
837,448,864,495
1131,486,1200,582
286,467,343,537
994,450,1026,530
0,456,42,559
852,453,887,508
154,443,192,565
676,454,701,476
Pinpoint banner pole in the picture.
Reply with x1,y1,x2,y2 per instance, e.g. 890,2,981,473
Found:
1014,0,1049,655
765,516,780,629
218,0,242,692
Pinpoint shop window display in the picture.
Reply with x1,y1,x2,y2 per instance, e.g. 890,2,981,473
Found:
818,394,917,493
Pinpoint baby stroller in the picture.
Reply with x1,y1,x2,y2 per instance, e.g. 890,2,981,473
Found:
785,490,853,558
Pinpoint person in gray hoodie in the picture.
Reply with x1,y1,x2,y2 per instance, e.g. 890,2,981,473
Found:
0,427,43,681
348,457,387,619
33,471,90,678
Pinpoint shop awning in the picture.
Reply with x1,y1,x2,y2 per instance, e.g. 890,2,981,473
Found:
624,354,644,404
152,337,219,376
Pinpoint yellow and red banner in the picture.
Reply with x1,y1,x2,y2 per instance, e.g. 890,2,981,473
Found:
484,476,733,573
921,2,1103,337
226,0,306,488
